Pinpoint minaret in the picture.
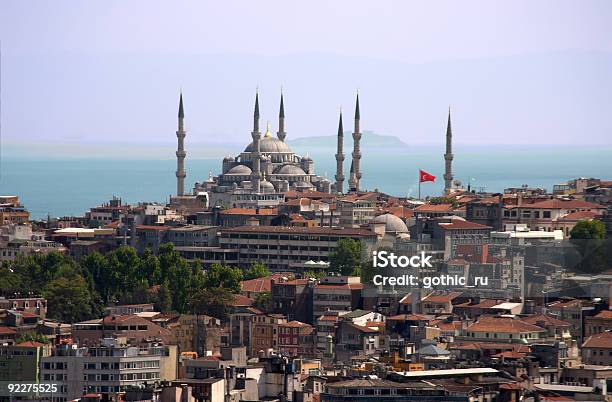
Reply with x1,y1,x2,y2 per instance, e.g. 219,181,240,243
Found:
250,91,262,193
348,160,356,192
277,91,286,142
351,93,362,192
175,92,187,196
444,107,454,194
335,110,345,193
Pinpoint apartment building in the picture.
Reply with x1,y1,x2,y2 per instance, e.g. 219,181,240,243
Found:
218,225,378,271
337,192,378,228
312,276,364,321
41,340,177,400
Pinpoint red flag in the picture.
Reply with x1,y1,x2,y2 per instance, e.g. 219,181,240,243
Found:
419,170,436,183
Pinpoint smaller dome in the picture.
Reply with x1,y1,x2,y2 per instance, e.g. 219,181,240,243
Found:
371,213,408,234
259,180,276,193
294,181,314,188
227,165,252,175
276,164,306,175
223,155,234,162
302,154,312,161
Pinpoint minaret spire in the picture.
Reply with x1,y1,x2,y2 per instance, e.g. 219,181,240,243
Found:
443,106,454,195
175,92,187,196
277,91,286,142
335,110,345,194
251,90,262,193
350,92,362,192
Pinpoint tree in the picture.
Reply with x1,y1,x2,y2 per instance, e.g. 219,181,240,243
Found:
203,263,243,293
190,288,235,320
155,280,173,313
244,263,270,280
570,220,610,275
429,196,458,208
43,275,94,323
570,220,606,239
254,291,272,312
329,238,363,276
16,331,49,344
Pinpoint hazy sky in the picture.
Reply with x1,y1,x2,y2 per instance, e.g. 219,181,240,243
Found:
1,0,612,152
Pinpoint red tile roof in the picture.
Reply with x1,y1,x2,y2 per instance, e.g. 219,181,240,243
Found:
233,294,254,307
525,199,605,210
241,274,285,294
414,204,455,213
220,208,278,215
422,292,463,303
594,310,612,319
466,316,547,334
382,206,414,219
558,210,602,221
15,341,46,347
582,331,612,349
387,314,431,322
438,220,492,230
0,327,16,335
521,314,571,328
492,351,528,359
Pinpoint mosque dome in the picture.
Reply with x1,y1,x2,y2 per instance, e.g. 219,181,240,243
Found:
244,136,292,153
226,165,252,175
276,164,306,175
259,180,276,193
302,154,312,161
244,122,293,153
223,155,234,162
371,213,409,234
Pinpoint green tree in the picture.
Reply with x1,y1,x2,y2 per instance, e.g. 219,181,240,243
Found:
190,287,235,320
203,263,243,293
16,331,49,344
570,220,606,239
43,275,94,323
244,263,270,280
570,220,610,274
254,291,272,312
155,280,173,313
329,238,363,276
429,196,458,208
303,270,325,280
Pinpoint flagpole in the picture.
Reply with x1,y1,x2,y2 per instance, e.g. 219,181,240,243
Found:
418,173,421,200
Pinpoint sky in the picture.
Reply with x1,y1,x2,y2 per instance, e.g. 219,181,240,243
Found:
1,0,612,155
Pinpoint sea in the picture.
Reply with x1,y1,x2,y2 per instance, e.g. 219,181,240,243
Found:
1,146,611,219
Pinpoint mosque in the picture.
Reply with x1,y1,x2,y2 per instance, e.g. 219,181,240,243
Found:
172,90,455,208
175,91,365,208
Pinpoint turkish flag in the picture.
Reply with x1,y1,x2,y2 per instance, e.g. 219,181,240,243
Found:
419,170,436,183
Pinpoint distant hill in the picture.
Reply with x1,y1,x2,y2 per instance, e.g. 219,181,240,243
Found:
288,131,410,150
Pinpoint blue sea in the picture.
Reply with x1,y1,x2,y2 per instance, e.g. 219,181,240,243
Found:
1,146,611,219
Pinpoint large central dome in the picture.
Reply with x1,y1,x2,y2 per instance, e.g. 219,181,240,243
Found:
244,136,293,153
244,124,293,153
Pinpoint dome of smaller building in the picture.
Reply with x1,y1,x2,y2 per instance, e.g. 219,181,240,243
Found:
371,213,408,234
226,165,252,175
302,154,312,161
276,164,306,175
223,155,234,162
